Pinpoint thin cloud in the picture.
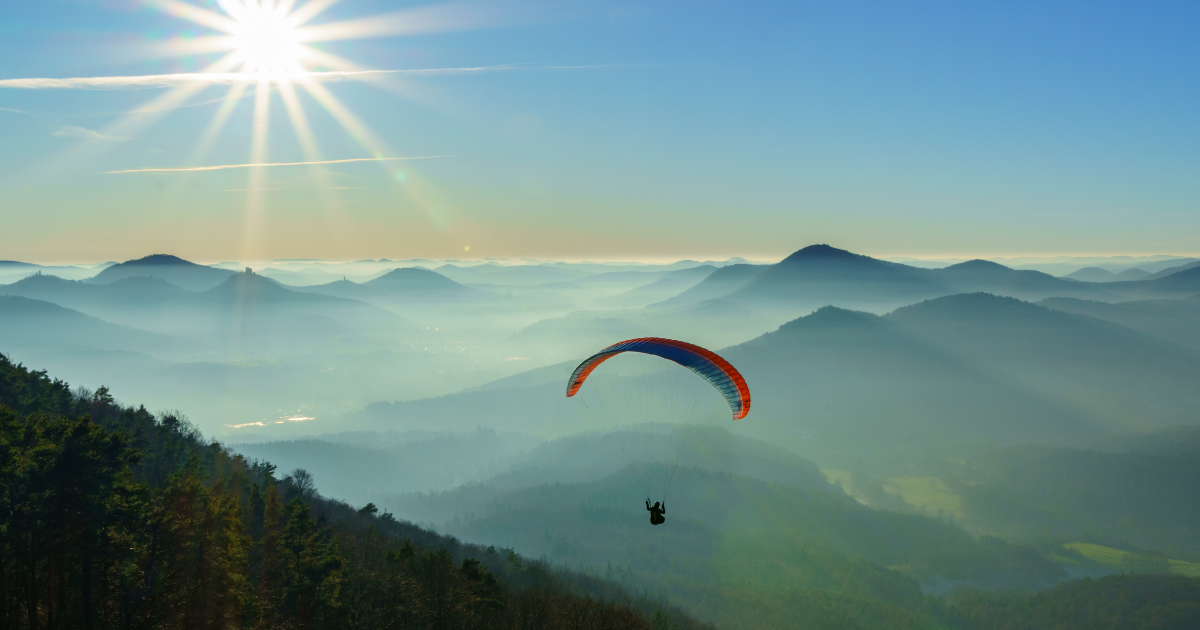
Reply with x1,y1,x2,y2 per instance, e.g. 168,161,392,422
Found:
224,186,362,191
0,67,522,91
0,64,641,92
104,156,449,174
53,125,126,141
0,106,29,115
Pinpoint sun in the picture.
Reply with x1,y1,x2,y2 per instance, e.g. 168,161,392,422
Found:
112,0,484,256
229,6,305,75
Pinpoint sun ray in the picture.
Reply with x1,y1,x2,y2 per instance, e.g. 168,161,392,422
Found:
298,76,461,233
286,0,343,27
295,1,512,43
242,76,273,259
152,35,240,59
294,45,360,72
149,0,239,33
20,0,531,250
1,51,245,190
216,0,252,23
251,78,271,167
147,79,253,228
277,81,320,161
277,78,350,245
297,78,388,157
275,0,300,18
191,81,251,163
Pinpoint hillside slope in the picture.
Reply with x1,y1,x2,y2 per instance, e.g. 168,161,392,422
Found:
387,463,1066,629
3,270,406,351
354,293,1200,459
0,354,707,630
1040,296,1200,350
86,253,235,290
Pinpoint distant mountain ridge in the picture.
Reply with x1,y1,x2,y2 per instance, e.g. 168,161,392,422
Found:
0,295,191,356
600,265,717,308
353,291,1200,456
1041,295,1200,351
650,245,1200,323
715,245,1115,313
2,269,404,349
1066,267,1151,282
649,263,767,309
365,267,493,300
86,254,236,291
1142,259,1200,280
435,262,588,286
292,266,497,309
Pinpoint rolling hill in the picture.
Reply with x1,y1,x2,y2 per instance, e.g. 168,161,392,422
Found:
1128,264,1200,297
599,265,717,308
692,246,1115,316
85,254,236,290
510,315,652,363
383,459,1066,629
950,433,1200,557
294,266,495,305
647,263,767,309
1066,267,1151,282
2,270,406,350
435,262,589,286
927,259,1118,300
1143,259,1200,280
730,245,945,309
231,428,541,505
0,295,191,356
1040,296,1200,350
351,292,1200,460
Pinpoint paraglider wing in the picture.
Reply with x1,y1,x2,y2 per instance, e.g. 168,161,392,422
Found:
565,337,751,419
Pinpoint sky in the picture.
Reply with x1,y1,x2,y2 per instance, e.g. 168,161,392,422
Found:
1,0,1197,264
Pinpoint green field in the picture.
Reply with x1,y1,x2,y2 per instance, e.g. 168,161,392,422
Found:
822,470,965,520
1063,542,1200,576
882,476,964,520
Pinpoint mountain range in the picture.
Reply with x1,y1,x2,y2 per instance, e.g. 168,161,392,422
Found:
293,266,497,306
86,254,237,290
2,269,403,350
383,455,1067,628
1041,295,1200,351
353,292,1200,459
686,246,1121,318
1066,266,1151,282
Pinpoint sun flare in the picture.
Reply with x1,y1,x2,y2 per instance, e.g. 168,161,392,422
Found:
144,0,409,174
229,6,306,74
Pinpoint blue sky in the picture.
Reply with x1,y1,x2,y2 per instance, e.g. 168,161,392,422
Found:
1,0,1197,263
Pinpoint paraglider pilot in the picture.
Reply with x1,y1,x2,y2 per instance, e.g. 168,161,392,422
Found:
646,498,666,525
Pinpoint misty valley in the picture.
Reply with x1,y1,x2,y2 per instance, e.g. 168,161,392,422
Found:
3,245,1200,629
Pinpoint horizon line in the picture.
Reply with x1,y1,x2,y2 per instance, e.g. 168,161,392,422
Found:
6,251,1199,268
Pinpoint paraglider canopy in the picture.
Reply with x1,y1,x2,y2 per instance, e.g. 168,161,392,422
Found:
566,337,751,420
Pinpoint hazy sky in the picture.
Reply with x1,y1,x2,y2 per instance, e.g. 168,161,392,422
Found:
1,0,1197,263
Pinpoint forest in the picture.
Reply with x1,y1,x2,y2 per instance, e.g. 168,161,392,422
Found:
0,353,703,630
3,352,1199,629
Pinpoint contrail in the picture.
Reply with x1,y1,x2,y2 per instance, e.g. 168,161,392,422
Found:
0,67,519,90
0,64,635,91
104,156,448,174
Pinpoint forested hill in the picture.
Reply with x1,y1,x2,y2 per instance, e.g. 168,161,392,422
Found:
4,354,1199,630
0,354,705,630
